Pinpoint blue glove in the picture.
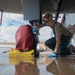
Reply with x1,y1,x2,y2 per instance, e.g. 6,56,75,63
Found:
48,53,57,57
32,27,38,34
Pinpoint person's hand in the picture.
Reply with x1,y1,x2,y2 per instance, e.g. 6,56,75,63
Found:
32,27,38,34
54,48,58,53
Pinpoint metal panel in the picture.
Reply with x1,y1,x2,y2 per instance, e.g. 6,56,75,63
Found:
21,0,40,20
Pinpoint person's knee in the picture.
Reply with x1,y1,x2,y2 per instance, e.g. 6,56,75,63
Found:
45,38,55,46
45,40,49,46
45,40,53,48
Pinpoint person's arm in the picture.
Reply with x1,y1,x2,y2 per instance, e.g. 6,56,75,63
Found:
54,25,62,53
36,23,46,28
54,33,61,53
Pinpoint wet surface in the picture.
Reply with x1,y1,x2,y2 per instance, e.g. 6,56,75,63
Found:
0,53,75,75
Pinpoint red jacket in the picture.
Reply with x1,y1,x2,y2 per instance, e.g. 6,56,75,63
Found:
15,25,34,51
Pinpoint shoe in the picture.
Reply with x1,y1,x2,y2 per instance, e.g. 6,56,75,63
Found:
48,53,57,57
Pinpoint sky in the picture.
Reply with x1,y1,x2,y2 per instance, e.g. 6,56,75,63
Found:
0,12,63,43
0,12,27,42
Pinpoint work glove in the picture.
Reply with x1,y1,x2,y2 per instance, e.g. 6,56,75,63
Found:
48,53,57,57
32,27,38,34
